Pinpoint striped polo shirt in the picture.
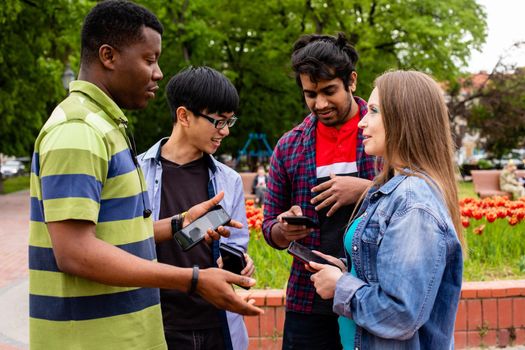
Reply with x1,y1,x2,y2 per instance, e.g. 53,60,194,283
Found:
29,81,166,349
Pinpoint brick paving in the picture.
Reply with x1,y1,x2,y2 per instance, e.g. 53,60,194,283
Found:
0,190,29,289
0,190,29,350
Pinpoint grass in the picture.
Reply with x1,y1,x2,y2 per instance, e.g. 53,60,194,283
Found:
458,180,476,199
1,175,30,194
463,218,525,281
247,231,292,289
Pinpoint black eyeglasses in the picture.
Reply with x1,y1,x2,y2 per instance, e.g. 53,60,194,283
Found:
192,111,238,129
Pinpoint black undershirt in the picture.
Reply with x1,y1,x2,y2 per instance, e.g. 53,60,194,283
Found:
312,174,356,315
157,155,221,333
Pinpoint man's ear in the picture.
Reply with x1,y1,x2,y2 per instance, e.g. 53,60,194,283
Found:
99,44,118,70
176,106,191,127
349,71,358,92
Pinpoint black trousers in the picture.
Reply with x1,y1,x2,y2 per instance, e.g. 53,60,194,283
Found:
165,327,226,350
282,311,343,350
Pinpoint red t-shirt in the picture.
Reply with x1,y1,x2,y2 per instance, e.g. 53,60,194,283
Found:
316,109,359,181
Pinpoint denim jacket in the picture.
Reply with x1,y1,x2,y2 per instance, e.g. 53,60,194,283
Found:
333,172,463,349
138,138,249,350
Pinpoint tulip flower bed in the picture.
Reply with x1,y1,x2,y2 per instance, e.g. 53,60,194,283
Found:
460,196,525,281
245,192,525,289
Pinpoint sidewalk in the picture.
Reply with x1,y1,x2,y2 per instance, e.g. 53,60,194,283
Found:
0,190,29,350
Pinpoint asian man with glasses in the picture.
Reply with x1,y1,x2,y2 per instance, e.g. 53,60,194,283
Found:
138,66,254,350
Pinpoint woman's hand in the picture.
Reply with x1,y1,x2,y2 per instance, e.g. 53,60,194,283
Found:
309,261,344,299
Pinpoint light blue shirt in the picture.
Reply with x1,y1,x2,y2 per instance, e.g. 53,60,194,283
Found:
138,138,249,350
333,172,463,349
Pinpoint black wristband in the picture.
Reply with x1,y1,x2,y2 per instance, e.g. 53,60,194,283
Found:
188,265,199,295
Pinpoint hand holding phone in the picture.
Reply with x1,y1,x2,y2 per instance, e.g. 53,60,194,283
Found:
287,241,339,269
173,205,231,251
219,243,250,290
281,215,318,228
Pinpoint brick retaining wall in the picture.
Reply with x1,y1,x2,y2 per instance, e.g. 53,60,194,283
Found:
240,280,525,349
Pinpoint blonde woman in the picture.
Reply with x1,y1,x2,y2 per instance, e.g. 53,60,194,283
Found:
308,70,464,349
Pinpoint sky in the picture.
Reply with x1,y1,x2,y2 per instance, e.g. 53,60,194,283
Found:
467,0,525,72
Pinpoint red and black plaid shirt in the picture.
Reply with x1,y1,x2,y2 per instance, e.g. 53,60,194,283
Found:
263,96,378,313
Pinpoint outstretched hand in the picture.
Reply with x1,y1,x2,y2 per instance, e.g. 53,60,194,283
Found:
197,268,264,316
183,191,243,243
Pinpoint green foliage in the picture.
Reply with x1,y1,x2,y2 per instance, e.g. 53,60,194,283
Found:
477,159,494,169
247,230,292,289
1,0,487,159
468,68,525,158
1,175,30,194
0,0,94,157
130,0,487,155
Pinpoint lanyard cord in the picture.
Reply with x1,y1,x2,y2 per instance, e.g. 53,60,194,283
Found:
118,118,152,218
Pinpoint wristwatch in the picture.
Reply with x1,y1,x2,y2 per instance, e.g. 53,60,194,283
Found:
171,212,187,236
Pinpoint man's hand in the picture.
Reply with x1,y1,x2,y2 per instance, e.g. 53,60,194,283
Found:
309,261,344,300
183,191,243,243
271,205,312,248
311,174,371,217
197,268,263,316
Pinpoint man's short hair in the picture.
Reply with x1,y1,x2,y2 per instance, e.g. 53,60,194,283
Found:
166,66,239,122
291,32,359,91
81,0,163,64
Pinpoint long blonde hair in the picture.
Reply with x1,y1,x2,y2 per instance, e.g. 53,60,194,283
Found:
373,70,464,249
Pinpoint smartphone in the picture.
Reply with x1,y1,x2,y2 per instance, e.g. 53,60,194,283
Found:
173,205,231,251
287,241,339,268
281,215,318,228
219,243,250,290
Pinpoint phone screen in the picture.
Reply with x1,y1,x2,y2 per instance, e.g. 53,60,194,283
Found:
287,241,338,267
174,206,231,251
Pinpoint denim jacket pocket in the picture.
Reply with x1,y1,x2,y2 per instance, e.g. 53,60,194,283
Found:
359,215,387,282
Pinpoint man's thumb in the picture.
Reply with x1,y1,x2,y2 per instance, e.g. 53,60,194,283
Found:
290,205,303,216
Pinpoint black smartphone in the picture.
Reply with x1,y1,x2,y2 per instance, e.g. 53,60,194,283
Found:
287,241,339,268
173,205,231,251
281,215,318,228
219,243,250,290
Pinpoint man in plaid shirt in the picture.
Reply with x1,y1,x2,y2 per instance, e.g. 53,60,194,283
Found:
263,33,377,349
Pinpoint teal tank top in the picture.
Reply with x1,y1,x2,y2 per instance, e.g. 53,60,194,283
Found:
338,216,362,350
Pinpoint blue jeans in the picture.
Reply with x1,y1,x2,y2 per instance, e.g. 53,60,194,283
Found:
282,311,342,350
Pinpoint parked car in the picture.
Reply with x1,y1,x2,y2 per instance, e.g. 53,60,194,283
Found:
0,160,25,177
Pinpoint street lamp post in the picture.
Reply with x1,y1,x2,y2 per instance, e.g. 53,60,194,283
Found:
61,64,75,91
